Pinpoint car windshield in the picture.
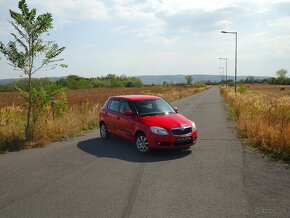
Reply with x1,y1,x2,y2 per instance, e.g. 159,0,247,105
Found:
133,98,176,116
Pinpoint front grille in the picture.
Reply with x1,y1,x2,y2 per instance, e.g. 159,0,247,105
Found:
171,126,192,135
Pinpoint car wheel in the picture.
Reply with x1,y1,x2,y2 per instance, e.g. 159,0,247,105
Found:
135,133,149,153
100,122,111,139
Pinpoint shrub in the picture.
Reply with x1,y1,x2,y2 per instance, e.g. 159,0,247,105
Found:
238,84,247,94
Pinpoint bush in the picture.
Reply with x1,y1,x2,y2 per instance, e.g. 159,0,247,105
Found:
238,84,247,94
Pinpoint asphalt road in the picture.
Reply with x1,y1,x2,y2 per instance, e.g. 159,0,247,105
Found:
0,86,289,218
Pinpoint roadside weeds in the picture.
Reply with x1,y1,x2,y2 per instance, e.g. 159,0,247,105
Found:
220,86,290,163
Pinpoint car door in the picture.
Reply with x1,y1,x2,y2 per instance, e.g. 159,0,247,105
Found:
116,100,136,140
106,98,121,135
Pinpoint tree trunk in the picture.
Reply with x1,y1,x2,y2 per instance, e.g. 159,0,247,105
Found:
25,73,32,141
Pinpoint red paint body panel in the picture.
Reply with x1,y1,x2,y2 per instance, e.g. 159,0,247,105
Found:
99,95,197,150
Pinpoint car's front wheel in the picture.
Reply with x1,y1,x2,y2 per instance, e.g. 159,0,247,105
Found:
100,122,111,139
135,133,149,153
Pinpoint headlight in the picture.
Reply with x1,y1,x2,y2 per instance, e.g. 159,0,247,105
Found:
150,126,169,135
191,121,197,131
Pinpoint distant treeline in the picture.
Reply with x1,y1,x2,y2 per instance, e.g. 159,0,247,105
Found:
238,76,290,85
206,76,290,86
0,74,144,92
1,74,289,92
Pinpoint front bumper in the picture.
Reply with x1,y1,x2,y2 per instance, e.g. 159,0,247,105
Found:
147,130,197,149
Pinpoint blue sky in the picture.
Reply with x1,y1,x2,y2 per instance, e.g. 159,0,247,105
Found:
0,0,290,79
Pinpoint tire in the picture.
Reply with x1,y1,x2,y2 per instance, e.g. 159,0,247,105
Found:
135,133,149,153
100,122,111,139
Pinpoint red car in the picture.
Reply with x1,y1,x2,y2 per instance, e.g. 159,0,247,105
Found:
99,95,197,153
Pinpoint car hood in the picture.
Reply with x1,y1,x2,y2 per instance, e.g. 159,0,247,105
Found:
139,113,192,129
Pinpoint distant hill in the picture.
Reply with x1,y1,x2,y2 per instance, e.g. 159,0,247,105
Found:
0,75,270,85
0,79,17,85
137,74,269,84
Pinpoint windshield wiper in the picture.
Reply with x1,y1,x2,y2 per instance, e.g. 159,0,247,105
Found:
140,112,176,116
139,112,163,116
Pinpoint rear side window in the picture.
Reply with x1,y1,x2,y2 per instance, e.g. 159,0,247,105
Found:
108,99,120,112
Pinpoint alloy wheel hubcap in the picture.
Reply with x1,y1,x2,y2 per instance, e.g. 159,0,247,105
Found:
136,136,149,152
101,125,107,138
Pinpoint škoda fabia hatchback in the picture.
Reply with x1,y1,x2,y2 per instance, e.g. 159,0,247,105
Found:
99,95,197,153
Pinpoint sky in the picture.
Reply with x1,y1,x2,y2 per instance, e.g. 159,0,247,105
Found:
0,0,290,79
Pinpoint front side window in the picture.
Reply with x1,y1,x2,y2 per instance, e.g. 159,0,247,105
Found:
120,101,132,113
133,99,176,116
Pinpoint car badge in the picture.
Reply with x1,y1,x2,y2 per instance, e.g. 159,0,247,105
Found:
180,126,185,131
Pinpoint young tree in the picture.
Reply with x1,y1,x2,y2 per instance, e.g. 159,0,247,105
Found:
184,75,193,85
0,0,67,141
276,69,288,78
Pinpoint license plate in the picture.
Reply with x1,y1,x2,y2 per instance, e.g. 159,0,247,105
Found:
176,136,192,143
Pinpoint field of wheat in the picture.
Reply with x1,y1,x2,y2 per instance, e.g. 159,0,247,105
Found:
221,85,290,161
0,86,209,152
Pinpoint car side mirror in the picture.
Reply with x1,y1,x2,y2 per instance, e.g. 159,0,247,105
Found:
124,109,133,116
173,106,178,112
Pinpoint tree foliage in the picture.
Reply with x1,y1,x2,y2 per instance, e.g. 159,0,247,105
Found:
184,75,193,85
0,77,53,92
0,74,144,91
0,0,66,73
276,69,288,78
0,0,66,141
56,74,143,89
16,84,67,137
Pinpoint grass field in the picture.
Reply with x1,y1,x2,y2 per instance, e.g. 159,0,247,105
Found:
246,84,290,97
0,86,209,152
0,86,206,107
221,84,290,161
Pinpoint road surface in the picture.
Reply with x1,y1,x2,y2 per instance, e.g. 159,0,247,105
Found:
0,87,289,218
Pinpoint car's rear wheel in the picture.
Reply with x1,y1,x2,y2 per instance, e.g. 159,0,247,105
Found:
100,122,111,139
136,133,149,153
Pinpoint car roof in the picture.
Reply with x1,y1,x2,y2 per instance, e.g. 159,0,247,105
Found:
110,95,161,101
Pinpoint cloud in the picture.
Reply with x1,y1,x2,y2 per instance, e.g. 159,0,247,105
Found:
240,32,290,60
215,20,233,29
113,0,175,44
91,50,203,75
147,0,241,15
267,16,290,28
1,0,290,78
111,25,128,34
29,0,110,24
113,0,156,20
134,20,176,44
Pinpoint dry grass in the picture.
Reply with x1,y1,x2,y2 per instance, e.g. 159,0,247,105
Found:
246,84,290,97
0,106,25,151
0,103,101,152
221,85,290,161
0,86,208,107
0,86,209,152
